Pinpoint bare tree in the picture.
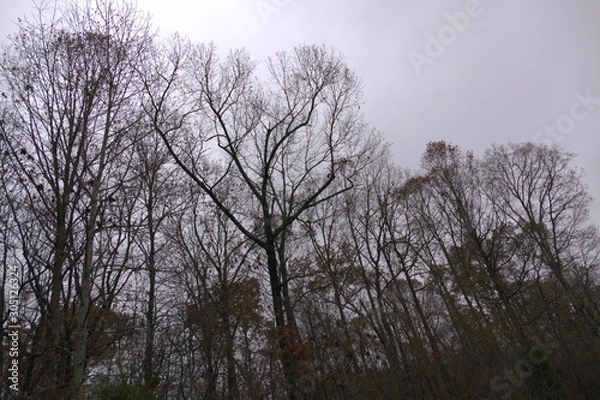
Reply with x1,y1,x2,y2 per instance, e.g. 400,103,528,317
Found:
142,40,372,398
165,174,263,399
0,1,152,397
481,143,600,397
126,128,183,395
482,143,599,322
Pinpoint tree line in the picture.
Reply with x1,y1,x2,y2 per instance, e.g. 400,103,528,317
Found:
1,1,599,399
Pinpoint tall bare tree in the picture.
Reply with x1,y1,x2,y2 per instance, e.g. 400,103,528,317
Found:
0,1,152,397
142,41,373,398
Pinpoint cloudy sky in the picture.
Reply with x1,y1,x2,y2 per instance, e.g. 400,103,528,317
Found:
2,0,599,223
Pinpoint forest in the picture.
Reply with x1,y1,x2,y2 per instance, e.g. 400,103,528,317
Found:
1,1,599,399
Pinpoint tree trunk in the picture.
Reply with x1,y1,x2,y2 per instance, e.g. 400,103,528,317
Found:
69,199,96,399
144,195,157,394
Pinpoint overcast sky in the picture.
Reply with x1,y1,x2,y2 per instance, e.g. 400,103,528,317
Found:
2,0,599,224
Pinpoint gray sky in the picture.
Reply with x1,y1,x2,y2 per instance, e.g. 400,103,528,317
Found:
2,0,599,224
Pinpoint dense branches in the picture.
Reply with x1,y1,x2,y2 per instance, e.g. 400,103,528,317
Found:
1,2,599,399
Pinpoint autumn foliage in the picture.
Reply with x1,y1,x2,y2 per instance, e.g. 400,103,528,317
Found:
1,1,599,399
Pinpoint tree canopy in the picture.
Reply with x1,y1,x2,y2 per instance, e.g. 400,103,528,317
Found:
1,1,599,399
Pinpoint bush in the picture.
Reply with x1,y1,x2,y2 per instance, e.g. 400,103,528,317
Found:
91,382,154,400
